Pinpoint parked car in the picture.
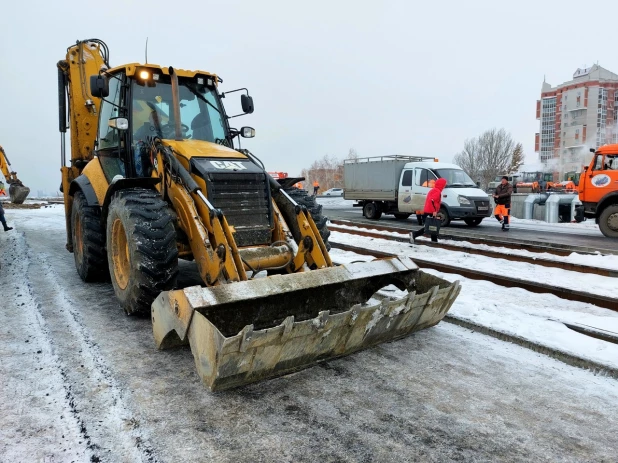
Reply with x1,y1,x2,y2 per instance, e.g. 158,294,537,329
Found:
322,188,344,196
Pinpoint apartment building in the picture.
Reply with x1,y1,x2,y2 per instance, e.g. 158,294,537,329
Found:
535,65,618,173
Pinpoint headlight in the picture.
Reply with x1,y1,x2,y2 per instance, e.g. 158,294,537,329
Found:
457,195,471,205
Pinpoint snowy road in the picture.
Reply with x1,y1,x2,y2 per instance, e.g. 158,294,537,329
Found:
1,206,618,462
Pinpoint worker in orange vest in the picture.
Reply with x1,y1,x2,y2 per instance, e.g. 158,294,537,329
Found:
313,180,320,196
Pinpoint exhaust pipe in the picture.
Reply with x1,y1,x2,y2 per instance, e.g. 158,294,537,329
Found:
168,67,183,141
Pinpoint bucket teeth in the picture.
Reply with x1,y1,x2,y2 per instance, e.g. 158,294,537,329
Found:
151,258,461,391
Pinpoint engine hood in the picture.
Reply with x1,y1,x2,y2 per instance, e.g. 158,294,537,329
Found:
444,186,490,198
162,139,247,160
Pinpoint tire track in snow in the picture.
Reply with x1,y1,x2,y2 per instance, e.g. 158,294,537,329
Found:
21,231,158,462
0,232,91,462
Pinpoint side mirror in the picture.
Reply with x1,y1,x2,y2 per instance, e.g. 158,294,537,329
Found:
240,127,255,138
108,117,128,130
241,94,254,114
90,75,109,98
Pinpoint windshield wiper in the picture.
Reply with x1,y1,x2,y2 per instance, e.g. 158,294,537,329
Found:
185,83,221,115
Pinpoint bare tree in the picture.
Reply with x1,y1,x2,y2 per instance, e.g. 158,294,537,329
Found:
454,128,521,190
301,148,358,192
509,142,524,174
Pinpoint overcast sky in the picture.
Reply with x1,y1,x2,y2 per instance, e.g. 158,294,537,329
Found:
1,0,616,194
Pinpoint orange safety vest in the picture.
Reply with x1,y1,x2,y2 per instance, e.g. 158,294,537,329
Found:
313,181,319,187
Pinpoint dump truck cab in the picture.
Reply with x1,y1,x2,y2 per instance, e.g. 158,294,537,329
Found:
578,145,618,237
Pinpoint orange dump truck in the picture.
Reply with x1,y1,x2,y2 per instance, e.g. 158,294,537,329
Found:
577,144,618,237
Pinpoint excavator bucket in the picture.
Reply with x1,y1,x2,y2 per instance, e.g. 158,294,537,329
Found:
152,257,461,391
9,183,30,204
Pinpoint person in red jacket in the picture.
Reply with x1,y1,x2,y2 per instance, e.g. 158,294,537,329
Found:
411,177,447,242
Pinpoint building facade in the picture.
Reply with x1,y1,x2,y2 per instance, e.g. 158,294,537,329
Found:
535,65,618,174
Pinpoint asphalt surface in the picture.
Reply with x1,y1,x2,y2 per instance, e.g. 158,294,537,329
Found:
2,207,618,462
322,204,618,253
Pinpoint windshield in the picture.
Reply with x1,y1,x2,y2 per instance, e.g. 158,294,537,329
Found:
434,169,476,187
132,76,227,144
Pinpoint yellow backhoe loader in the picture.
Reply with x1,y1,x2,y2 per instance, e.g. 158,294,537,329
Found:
0,146,30,204
57,39,461,391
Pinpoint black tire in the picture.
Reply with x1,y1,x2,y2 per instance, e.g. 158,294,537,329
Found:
437,207,451,227
284,187,331,250
106,188,178,315
464,218,483,226
598,204,618,238
363,202,382,220
393,213,411,220
71,190,109,282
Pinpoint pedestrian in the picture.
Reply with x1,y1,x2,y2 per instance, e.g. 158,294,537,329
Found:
411,178,447,242
493,175,513,231
313,180,319,196
0,201,13,232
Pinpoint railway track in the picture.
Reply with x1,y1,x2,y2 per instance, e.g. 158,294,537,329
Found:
328,241,618,313
328,220,618,278
329,240,618,378
329,219,618,256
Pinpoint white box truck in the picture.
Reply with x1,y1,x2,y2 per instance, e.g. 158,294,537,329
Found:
343,155,492,226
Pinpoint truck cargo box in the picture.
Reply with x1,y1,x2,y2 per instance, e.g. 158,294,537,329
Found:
344,156,434,201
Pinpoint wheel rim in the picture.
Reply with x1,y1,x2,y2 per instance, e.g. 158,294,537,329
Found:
111,218,130,290
74,212,84,265
608,212,618,232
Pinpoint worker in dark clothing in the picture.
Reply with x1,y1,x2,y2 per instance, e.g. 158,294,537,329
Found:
411,178,447,242
0,202,13,231
493,176,513,231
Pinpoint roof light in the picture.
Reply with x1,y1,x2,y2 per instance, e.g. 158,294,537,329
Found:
139,70,150,80
207,78,213,86
197,77,204,85
152,73,159,81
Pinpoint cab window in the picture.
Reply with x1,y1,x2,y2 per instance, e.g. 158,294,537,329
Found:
414,168,437,187
402,170,412,187
593,155,603,171
98,73,124,150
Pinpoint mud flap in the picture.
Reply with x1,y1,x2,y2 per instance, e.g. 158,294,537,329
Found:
152,258,461,391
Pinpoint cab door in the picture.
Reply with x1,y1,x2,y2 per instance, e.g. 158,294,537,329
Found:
95,72,129,181
397,169,414,212
585,153,618,203
410,167,437,212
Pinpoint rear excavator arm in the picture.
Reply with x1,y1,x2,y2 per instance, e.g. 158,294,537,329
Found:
0,145,30,203
57,39,109,249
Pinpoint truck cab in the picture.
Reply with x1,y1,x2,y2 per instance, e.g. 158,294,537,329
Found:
396,162,491,226
578,145,618,237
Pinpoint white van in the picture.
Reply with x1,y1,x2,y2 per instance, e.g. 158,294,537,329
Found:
397,161,491,225
344,156,492,226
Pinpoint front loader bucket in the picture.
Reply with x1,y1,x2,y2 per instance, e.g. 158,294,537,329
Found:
9,183,30,204
152,257,461,391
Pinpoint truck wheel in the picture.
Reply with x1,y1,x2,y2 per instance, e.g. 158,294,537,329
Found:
437,207,451,227
284,187,331,250
71,190,109,282
598,204,618,238
393,213,411,220
363,202,382,220
464,218,483,226
106,188,178,315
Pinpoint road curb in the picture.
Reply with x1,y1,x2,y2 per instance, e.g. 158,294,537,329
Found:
443,314,618,380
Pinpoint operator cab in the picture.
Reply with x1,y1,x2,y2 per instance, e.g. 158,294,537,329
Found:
90,67,255,182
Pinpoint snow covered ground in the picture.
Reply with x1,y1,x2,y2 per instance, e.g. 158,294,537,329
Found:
2,203,618,461
329,233,618,373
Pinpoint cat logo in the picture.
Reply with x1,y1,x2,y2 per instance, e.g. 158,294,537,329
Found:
210,160,247,171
